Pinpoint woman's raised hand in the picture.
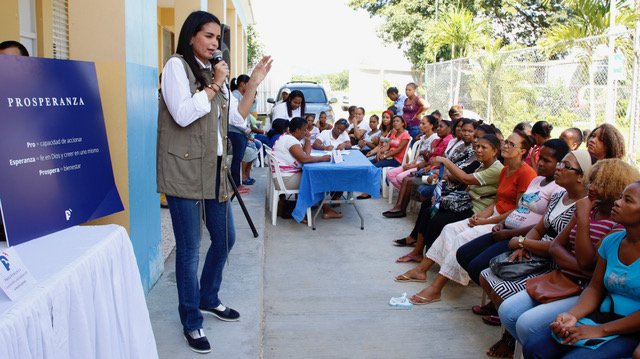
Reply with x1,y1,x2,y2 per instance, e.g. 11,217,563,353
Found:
249,56,273,85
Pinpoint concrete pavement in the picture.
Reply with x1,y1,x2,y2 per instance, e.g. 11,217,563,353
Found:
146,166,501,358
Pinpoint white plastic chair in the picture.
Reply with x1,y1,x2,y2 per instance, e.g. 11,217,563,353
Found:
387,142,416,203
263,145,273,204
265,150,312,227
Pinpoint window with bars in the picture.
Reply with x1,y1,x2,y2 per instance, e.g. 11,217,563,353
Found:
52,0,69,59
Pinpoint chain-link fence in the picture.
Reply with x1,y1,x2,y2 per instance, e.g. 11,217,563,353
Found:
425,29,639,165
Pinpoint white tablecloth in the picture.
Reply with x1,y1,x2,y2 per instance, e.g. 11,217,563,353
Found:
0,225,158,359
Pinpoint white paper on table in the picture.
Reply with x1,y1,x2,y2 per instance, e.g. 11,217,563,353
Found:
0,246,36,301
331,149,344,163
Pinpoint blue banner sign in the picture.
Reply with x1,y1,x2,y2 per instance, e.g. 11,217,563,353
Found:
0,55,124,246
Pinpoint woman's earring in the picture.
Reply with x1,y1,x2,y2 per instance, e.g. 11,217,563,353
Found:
189,41,193,46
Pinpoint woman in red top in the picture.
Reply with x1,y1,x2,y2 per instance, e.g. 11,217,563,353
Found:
358,115,411,199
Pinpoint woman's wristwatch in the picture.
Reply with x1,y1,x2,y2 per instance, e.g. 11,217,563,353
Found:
517,236,526,248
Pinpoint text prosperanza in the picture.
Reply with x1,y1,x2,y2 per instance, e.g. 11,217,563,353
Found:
6,96,86,108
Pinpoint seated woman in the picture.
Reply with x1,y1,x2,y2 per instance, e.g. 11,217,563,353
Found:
395,131,537,305
586,123,626,160
271,117,342,219
301,114,319,146
395,134,503,263
456,139,569,317
266,118,289,149
313,119,351,151
479,150,594,358
316,111,332,131
348,106,368,145
358,114,381,156
523,181,640,359
499,159,639,350
366,111,394,161
383,117,462,218
357,115,411,199
382,115,438,216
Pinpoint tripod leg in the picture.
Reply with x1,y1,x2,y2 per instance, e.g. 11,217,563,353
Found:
226,171,259,238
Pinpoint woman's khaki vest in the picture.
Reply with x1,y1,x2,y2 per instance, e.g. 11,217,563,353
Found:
157,54,230,201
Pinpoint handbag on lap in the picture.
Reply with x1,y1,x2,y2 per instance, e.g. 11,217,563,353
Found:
489,251,552,281
526,269,583,303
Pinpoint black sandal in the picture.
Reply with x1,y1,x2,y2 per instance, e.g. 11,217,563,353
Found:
393,238,416,247
487,332,515,359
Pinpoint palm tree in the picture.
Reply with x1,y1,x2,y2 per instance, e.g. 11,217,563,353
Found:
421,7,492,105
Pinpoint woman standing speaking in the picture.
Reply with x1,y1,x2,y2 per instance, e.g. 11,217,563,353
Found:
157,11,272,354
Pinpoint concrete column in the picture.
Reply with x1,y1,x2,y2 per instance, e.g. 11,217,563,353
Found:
35,0,53,58
0,0,20,41
208,0,226,22
226,6,237,77
174,0,206,37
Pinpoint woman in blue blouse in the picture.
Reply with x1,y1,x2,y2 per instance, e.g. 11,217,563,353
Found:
523,181,640,359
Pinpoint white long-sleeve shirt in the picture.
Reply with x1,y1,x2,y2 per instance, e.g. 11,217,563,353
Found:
161,56,246,155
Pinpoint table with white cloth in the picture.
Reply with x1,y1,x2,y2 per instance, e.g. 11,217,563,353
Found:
0,224,158,359
292,150,381,229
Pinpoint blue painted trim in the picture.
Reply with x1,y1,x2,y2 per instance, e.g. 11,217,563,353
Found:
125,62,162,294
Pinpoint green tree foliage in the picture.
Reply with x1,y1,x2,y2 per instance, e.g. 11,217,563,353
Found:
247,25,265,68
328,70,349,91
348,0,569,70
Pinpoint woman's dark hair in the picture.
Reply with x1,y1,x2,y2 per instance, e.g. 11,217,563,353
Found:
477,124,496,135
267,118,290,140
348,105,358,117
359,106,365,114
587,123,626,159
289,117,307,132
514,122,532,133
430,110,442,119
230,74,250,92
425,115,438,128
440,120,452,129
334,119,349,128
380,111,393,132
0,41,29,56
541,139,570,162
392,115,407,129
480,134,502,151
387,87,399,95
176,11,221,89
512,129,536,161
286,90,306,118
370,114,379,123
459,118,478,130
532,120,553,139
567,127,583,147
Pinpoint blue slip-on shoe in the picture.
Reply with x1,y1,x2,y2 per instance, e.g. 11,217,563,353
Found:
200,305,240,322
242,178,255,186
184,329,211,354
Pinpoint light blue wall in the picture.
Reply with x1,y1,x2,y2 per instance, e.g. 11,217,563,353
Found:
125,0,162,293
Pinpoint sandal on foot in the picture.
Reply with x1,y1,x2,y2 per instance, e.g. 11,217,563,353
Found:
487,332,515,358
394,274,426,283
393,238,416,247
473,302,498,316
396,253,421,263
409,295,440,305
482,315,502,326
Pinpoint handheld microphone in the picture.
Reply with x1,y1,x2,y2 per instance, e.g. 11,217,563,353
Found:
212,49,223,65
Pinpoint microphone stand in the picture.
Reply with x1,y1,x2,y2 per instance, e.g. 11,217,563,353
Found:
222,82,259,238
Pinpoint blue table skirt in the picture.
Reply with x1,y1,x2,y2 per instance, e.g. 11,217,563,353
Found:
292,150,382,222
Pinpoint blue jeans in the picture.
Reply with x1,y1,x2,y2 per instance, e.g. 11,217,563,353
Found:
228,131,248,187
407,125,421,140
417,184,436,201
499,290,579,343
373,158,401,168
523,327,640,359
456,233,510,285
166,176,236,332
